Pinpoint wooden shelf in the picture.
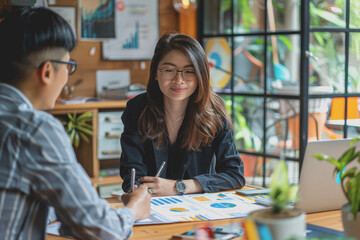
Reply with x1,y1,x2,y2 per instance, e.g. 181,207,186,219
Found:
50,100,127,112
47,100,127,178
91,175,123,189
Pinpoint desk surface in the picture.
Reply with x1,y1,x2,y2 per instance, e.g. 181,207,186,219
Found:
46,187,343,240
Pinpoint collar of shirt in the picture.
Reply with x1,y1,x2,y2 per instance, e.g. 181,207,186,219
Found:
0,83,34,110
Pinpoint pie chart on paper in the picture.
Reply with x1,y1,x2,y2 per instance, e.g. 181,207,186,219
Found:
204,37,231,89
210,203,236,209
170,207,188,212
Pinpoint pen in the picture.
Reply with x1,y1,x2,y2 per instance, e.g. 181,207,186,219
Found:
155,161,166,177
131,168,135,192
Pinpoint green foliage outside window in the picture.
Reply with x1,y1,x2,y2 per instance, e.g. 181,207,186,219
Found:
223,95,262,151
309,0,360,92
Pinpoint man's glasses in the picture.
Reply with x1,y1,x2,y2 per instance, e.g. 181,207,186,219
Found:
158,68,197,81
38,59,78,75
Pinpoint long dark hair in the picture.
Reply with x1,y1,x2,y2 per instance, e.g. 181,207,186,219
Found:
0,7,77,84
138,33,232,151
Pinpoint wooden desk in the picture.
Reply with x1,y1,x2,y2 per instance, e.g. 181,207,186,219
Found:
130,210,343,240
47,186,343,240
46,208,343,240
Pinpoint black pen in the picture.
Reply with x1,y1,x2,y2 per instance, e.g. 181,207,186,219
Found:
155,161,166,177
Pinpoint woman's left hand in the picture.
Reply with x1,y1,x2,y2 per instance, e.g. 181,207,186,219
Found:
138,176,177,196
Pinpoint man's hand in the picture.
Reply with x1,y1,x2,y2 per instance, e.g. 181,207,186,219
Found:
121,184,151,220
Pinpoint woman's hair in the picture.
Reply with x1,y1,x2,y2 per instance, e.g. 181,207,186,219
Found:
0,7,77,84
138,33,232,151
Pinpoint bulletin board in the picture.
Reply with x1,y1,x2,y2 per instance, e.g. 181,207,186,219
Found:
0,0,178,97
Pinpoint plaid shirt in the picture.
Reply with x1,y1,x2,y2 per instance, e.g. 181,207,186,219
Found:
0,83,134,240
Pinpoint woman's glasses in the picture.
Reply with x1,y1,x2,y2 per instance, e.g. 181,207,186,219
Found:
38,59,78,75
158,68,197,81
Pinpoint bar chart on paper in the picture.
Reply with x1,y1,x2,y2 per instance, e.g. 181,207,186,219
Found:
122,22,139,49
102,0,158,60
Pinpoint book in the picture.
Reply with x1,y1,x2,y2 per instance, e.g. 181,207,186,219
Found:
306,223,344,237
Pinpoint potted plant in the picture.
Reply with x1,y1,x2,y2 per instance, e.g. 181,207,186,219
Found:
248,160,305,240
313,138,360,239
61,112,93,148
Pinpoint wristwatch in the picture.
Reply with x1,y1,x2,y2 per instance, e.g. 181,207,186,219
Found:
175,179,186,196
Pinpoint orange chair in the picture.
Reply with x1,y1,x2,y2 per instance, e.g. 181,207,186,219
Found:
330,97,359,120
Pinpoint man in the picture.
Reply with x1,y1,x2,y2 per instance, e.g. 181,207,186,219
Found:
0,7,150,240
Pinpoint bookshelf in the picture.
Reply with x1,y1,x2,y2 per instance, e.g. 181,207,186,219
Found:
47,100,127,179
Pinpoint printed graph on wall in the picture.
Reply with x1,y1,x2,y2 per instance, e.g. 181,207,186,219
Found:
102,0,159,60
80,0,116,39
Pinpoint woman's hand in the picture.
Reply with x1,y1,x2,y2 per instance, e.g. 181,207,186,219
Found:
138,177,177,196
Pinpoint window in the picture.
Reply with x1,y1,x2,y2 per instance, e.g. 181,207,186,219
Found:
198,0,360,186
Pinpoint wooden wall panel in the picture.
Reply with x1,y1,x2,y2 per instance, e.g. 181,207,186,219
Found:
0,0,179,97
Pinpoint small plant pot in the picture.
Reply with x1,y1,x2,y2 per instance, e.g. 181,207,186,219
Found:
342,203,360,240
249,208,306,240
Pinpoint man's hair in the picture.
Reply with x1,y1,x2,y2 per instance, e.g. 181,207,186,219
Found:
0,7,77,84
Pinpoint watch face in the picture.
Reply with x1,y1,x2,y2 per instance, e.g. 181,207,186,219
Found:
176,180,186,192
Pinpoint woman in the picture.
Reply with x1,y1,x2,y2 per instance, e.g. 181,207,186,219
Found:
120,33,245,196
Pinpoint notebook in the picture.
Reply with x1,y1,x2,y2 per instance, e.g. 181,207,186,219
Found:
295,138,360,213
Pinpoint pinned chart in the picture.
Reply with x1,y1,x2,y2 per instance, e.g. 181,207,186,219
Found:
102,0,158,60
80,0,116,39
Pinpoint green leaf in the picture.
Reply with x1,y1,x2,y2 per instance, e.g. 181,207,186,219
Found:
76,126,93,135
338,147,358,170
79,131,90,143
315,9,345,27
313,154,341,169
67,113,76,122
278,36,292,50
69,129,75,145
77,112,93,121
341,167,357,181
350,137,360,145
68,121,74,130
78,122,93,130
269,160,299,214
74,132,80,148
347,173,360,220
313,32,325,46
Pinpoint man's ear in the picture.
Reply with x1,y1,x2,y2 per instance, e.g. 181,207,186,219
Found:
38,61,53,85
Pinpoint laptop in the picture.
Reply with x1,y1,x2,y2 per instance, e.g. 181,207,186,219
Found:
295,138,360,213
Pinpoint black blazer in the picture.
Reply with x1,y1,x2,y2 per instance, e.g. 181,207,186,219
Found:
120,93,245,193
